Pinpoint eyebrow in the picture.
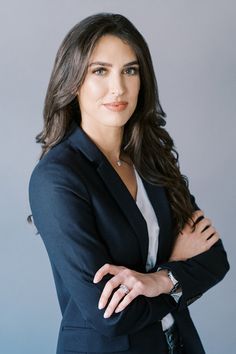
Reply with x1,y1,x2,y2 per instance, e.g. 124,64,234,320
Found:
88,60,139,68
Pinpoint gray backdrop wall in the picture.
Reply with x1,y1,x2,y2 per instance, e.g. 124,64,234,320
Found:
1,1,235,353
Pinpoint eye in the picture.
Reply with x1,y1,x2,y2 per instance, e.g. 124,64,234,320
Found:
92,67,107,76
123,67,139,75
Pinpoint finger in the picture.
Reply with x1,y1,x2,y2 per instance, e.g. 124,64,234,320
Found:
196,217,212,233
188,210,204,227
206,232,220,246
93,264,124,283
202,225,216,240
202,233,220,253
115,290,137,313
93,263,110,283
98,275,123,309
103,288,127,318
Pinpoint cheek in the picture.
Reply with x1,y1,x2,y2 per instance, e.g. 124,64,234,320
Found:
129,79,140,102
84,78,106,100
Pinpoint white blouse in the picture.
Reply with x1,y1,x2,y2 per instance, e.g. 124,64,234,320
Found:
134,167,174,331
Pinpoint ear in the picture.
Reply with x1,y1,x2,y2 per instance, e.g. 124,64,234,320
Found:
72,85,80,96
76,90,80,103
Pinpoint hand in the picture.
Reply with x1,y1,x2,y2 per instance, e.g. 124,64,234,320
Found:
170,210,220,261
93,264,173,318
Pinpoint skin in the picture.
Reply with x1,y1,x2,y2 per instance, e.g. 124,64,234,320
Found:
93,210,219,318
77,34,140,162
77,35,139,199
77,34,220,319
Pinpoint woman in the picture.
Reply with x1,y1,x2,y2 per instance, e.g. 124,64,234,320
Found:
28,13,229,354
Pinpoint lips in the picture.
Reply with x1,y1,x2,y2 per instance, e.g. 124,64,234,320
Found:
103,101,128,112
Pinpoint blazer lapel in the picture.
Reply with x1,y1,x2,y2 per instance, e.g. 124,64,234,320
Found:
68,124,149,267
142,179,174,266
97,161,149,267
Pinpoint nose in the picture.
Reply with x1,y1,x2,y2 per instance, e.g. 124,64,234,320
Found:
110,72,125,96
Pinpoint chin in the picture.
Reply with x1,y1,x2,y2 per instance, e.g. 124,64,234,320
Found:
102,115,131,126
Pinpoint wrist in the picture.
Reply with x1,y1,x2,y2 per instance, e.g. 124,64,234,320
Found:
153,269,174,294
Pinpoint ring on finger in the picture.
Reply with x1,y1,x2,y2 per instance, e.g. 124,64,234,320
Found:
119,284,130,295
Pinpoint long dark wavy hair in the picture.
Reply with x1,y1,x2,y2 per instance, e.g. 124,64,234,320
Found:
30,12,195,235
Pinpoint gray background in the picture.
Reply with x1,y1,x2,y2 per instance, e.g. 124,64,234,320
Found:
0,1,235,353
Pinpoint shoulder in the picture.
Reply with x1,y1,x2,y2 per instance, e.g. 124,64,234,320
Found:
28,137,89,202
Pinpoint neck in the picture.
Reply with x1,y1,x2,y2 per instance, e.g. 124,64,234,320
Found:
80,121,124,162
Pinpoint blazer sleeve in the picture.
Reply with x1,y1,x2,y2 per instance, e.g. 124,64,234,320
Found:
159,194,230,311
29,162,179,338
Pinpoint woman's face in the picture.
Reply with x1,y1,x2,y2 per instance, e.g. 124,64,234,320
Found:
77,35,140,130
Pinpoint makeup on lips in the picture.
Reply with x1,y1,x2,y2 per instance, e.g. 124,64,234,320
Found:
103,102,128,112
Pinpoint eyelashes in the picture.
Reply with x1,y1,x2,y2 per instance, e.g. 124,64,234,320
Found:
124,66,139,76
92,66,139,76
92,68,106,75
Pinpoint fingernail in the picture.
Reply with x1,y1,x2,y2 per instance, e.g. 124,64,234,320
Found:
115,308,121,313
103,312,110,318
98,303,103,310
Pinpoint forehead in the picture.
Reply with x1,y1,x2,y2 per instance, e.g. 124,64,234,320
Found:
89,35,137,62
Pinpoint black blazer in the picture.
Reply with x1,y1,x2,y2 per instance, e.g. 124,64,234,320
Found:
29,123,229,354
